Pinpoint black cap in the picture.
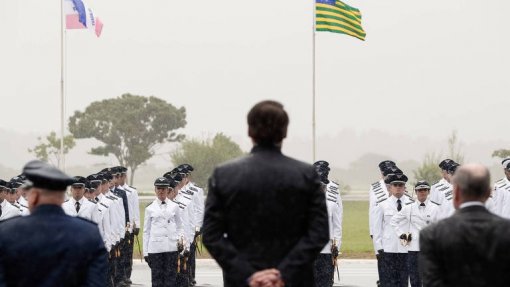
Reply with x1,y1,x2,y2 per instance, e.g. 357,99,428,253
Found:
386,173,408,184
167,178,178,188
22,160,75,191
181,164,194,172
382,166,402,177
171,173,183,182
6,181,17,193
87,174,103,184
439,159,454,170
502,158,510,170
447,163,460,175
0,179,7,189
99,171,113,181
119,166,128,174
154,177,170,187
379,160,396,171
314,160,329,167
72,176,88,187
414,180,431,190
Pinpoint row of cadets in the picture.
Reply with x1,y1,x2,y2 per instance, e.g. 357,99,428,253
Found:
180,164,205,286
368,160,397,286
115,166,141,285
312,160,343,287
390,180,440,286
144,177,184,287
0,179,22,221
373,172,414,287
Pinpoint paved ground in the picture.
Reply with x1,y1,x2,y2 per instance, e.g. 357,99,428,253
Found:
131,259,379,287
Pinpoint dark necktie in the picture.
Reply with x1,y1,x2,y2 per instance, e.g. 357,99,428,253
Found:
397,199,402,211
75,201,81,213
95,197,99,202
420,203,426,207
161,200,166,205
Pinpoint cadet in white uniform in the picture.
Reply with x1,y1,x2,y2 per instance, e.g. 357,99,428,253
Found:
497,159,510,218
0,180,21,221
373,173,414,287
437,163,460,219
144,177,184,287
312,162,343,287
429,159,453,203
390,181,440,287
62,176,99,222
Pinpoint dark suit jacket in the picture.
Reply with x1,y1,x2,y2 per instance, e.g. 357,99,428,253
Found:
202,145,329,287
419,204,510,287
0,204,108,287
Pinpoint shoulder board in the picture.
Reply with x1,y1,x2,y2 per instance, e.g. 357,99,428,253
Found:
377,198,388,204
432,182,444,188
88,199,97,204
404,193,413,198
189,186,198,192
74,216,98,226
10,202,20,208
496,178,505,184
430,200,440,206
100,203,108,208
371,181,381,187
129,185,137,190
405,202,414,205
146,201,154,207
19,203,27,208
64,199,69,202
106,196,116,200
327,198,337,203
332,180,339,185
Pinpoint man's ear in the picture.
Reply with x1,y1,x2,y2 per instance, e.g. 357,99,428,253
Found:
27,189,39,212
453,184,461,210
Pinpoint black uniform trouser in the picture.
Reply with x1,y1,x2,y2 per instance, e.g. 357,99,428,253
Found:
408,251,421,287
124,232,135,279
376,252,384,284
381,252,408,287
107,250,116,287
176,254,190,287
313,253,334,287
115,240,126,284
149,252,178,287
189,242,197,283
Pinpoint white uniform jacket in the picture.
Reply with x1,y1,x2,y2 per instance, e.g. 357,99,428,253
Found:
390,199,440,251
429,178,447,203
143,199,184,256
320,196,342,254
62,197,99,222
373,195,414,253
0,200,21,221
124,184,141,229
494,178,510,217
369,180,388,236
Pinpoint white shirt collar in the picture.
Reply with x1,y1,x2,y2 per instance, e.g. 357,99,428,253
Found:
459,201,485,209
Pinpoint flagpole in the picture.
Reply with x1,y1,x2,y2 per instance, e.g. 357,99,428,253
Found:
312,0,317,162
59,0,65,170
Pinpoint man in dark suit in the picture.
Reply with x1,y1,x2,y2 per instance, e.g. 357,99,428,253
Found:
419,163,510,287
0,160,108,287
202,100,329,287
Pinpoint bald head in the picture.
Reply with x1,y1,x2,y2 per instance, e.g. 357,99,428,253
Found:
452,164,491,206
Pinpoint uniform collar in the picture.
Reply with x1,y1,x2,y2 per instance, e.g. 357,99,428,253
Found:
251,144,282,154
156,198,167,205
0,200,7,208
32,204,65,216
70,197,85,205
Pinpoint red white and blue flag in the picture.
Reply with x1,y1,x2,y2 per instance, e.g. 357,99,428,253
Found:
65,0,103,37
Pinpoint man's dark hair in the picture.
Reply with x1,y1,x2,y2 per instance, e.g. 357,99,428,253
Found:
247,100,289,145
453,166,491,199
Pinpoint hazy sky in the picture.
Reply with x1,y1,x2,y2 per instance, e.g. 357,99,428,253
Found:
1,0,509,165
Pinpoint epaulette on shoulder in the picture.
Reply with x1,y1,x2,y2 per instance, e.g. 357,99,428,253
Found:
189,186,198,192
372,181,381,188
88,199,97,204
331,180,339,185
496,178,505,184
377,198,387,204
146,201,153,207
19,203,27,208
100,203,108,208
405,201,413,205
404,193,413,198
129,185,137,190
430,200,440,206
106,195,116,200
74,216,98,226
10,202,20,208
432,181,444,187
64,199,69,202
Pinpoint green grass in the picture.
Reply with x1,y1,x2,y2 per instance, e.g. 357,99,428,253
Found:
133,200,374,259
